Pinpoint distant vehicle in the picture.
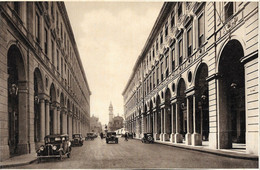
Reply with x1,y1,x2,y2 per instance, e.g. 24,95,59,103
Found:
141,133,154,143
37,134,71,162
85,132,95,140
106,132,118,144
71,134,84,146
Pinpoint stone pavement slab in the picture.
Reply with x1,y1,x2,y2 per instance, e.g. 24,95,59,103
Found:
0,153,37,168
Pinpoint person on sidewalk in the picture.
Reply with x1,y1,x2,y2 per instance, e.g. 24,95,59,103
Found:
124,132,128,141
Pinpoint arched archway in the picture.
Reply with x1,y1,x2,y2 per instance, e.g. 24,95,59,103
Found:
177,78,186,142
49,83,56,135
7,45,26,156
67,99,70,136
144,104,147,134
149,100,153,134
164,88,171,141
156,95,161,140
33,68,44,144
195,63,209,142
60,93,64,134
218,40,245,149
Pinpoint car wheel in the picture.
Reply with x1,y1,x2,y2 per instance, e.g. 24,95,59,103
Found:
67,152,70,158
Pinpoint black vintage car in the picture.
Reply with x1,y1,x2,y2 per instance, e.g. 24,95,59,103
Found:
141,133,154,143
85,132,95,140
37,134,71,162
71,134,84,146
106,132,118,144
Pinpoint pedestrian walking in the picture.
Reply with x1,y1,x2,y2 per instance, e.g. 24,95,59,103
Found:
124,132,128,141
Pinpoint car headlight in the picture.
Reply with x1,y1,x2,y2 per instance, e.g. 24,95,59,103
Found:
52,145,57,150
40,145,44,151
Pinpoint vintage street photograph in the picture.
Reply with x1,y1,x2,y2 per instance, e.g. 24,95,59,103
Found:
0,1,259,169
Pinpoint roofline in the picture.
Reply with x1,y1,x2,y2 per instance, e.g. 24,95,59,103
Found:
122,2,175,95
60,2,92,95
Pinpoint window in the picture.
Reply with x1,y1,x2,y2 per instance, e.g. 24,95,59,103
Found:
44,28,48,55
171,48,175,71
156,67,159,85
178,3,182,19
57,50,59,71
153,72,155,88
171,11,175,27
179,39,183,65
198,14,205,47
51,40,54,64
152,48,155,59
51,2,54,18
150,76,152,91
56,12,59,29
61,58,63,77
35,13,40,43
160,31,163,44
161,62,164,81
165,21,168,37
156,39,158,51
187,27,192,56
14,2,20,15
224,2,234,21
165,55,169,77
61,23,63,39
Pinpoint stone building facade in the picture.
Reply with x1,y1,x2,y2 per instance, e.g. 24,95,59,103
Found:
122,2,258,155
108,115,124,132
0,2,91,161
90,115,102,133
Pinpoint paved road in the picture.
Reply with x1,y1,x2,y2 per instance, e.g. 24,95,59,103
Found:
15,137,258,169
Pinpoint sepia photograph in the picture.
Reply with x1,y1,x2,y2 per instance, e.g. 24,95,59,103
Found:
0,1,259,169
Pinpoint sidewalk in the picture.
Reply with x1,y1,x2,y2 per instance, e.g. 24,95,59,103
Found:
0,153,37,168
134,137,259,160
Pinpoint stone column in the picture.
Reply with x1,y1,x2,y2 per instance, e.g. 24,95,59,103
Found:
141,114,144,138
40,99,45,142
192,95,202,145
57,106,61,134
170,103,175,143
163,106,167,141
153,111,155,139
62,110,67,134
160,106,164,141
175,102,182,143
17,83,29,154
45,100,50,136
53,105,57,134
185,97,192,145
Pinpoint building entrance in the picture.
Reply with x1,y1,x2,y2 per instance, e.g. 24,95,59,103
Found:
218,40,245,148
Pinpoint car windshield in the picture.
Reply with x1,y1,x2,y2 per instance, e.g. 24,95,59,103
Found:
45,137,62,143
107,132,116,137
73,134,80,138
87,133,93,136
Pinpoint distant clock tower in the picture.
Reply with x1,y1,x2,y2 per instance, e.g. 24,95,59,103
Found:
109,102,114,123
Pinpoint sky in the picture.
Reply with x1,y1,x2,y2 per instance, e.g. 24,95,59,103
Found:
65,1,163,125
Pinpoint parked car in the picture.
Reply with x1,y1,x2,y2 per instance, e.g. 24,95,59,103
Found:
128,133,134,139
71,134,84,146
37,134,71,162
106,132,118,144
85,132,94,140
141,133,154,143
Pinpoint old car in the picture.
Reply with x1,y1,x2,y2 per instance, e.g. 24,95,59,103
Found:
71,134,84,146
37,134,71,162
141,133,154,143
106,132,118,144
85,132,95,140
